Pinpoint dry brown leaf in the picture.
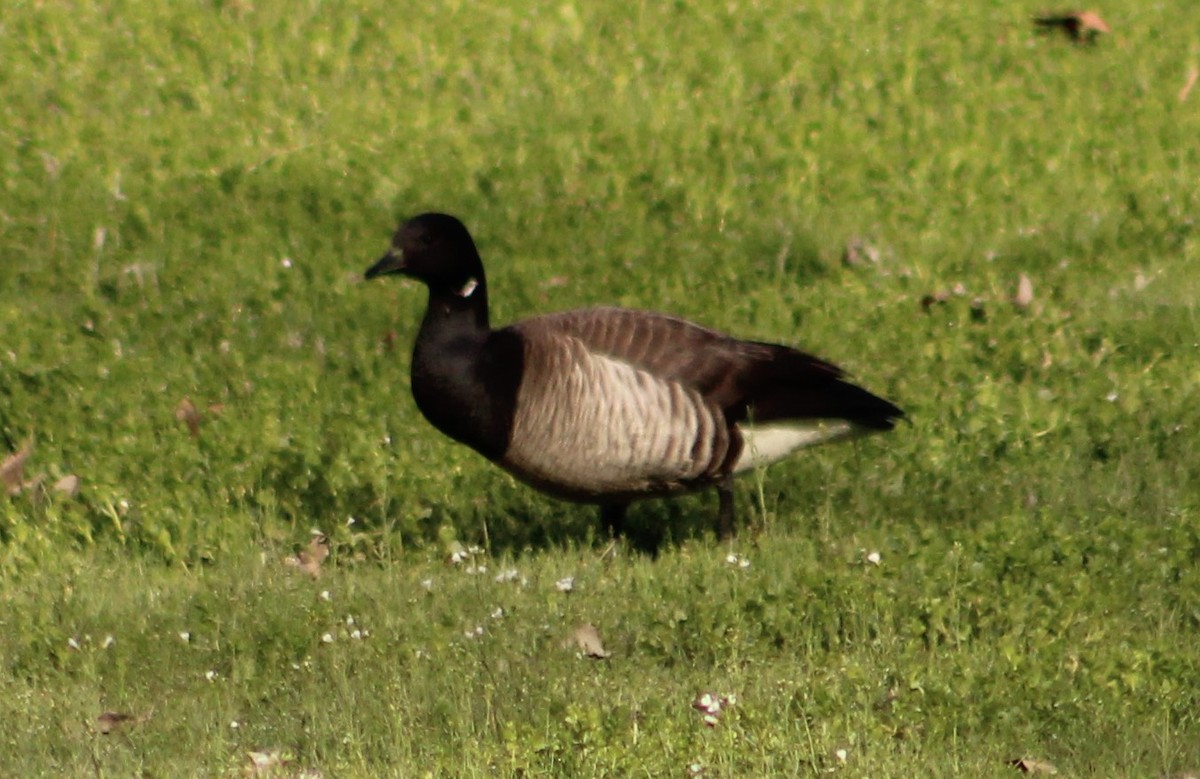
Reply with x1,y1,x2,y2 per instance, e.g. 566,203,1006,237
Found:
919,291,951,311
285,533,330,578
96,710,150,735
1,442,34,496
1034,10,1110,42
246,749,292,775
842,237,881,268
564,623,611,659
1013,273,1035,309
1180,67,1200,103
175,397,202,437
1010,757,1059,774
53,474,81,498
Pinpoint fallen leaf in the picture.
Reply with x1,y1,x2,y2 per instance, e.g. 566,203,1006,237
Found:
53,474,81,498
96,710,150,735
1010,757,1059,774
246,749,299,775
175,397,202,437
285,533,330,578
1,442,34,496
1034,10,1110,42
564,623,611,659
691,691,737,727
919,291,950,311
842,237,881,268
1180,67,1199,103
1013,273,1035,309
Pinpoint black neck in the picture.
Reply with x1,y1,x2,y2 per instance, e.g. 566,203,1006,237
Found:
409,280,521,460
419,283,490,335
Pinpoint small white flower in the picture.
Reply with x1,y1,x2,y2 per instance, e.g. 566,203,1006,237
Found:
555,576,575,593
346,516,356,526
321,632,334,644
281,257,293,269
320,590,332,601
835,748,849,763
179,631,191,643
1106,391,1119,402
725,553,751,569
465,563,488,575
464,625,484,639
102,635,115,649
449,550,467,565
866,551,882,566
291,663,301,670
420,578,434,591
350,629,363,640
494,568,520,583
230,720,240,729
490,606,505,620
205,670,218,681
67,637,81,651
345,615,356,626
466,544,484,555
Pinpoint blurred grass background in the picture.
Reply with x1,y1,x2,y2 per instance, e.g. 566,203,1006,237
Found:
1,1,1199,775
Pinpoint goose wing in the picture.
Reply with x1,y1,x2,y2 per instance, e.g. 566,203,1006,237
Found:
515,307,901,429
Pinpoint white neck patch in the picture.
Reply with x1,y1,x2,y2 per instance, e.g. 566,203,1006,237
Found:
456,278,479,298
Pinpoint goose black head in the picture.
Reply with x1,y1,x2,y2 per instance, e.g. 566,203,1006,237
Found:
365,213,487,301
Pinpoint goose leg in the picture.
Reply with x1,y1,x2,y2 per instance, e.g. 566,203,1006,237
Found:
600,502,628,538
716,477,735,540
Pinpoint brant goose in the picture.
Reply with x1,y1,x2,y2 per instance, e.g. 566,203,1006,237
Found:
366,213,903,541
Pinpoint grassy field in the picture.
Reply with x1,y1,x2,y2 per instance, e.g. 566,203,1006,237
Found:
3,0,1200,775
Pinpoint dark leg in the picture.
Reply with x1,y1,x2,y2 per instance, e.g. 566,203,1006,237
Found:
600,503,628,539
716,476,735,540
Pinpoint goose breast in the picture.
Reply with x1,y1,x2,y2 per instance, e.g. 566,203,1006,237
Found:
501,332,733,500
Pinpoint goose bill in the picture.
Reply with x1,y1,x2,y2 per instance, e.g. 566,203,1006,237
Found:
365,250,406,279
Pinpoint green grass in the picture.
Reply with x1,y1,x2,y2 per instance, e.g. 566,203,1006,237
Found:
2,0,1199,774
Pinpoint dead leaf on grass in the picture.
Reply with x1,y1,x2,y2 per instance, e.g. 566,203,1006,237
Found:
1034,10,1110,43
96,709,151,735
919,291,950,311
691,691,738,727
1180,67,1200,103
246,748,325,777
53,473,81,498
1013,273,1035,310
842,237,881,268
1,442,34,496
1010,757,1059,774
284,533,330,578
175,397,202,437
564,623,611,659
